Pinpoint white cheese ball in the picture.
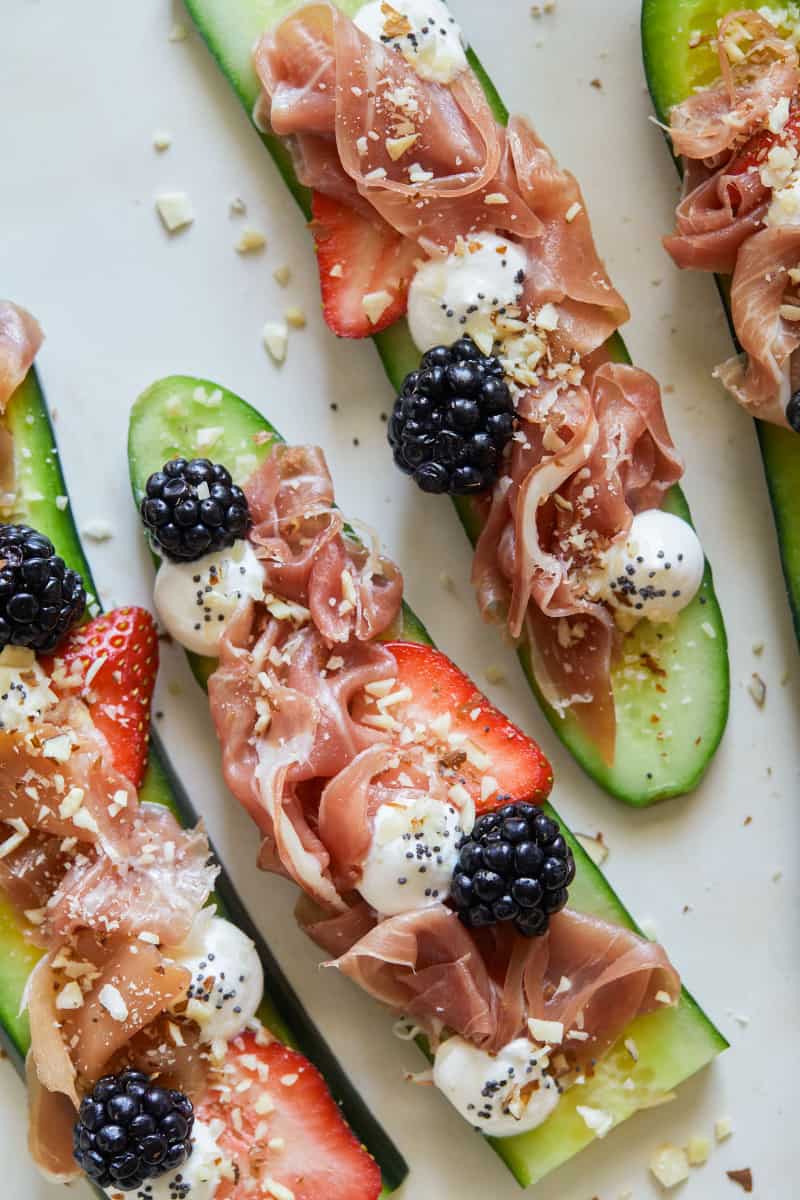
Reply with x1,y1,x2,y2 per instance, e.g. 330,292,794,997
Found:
154,539,264,656
433,1036,559,1137
358,793,465,916
595,509,704,629
407,235,527,355
168,912,263,1044
355,0,467,84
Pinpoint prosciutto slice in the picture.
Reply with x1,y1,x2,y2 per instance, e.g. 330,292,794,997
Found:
664,160,770,274
714,223,800,425
316,903,679,1059
473,364,682,762
667,11,799,161
0,300,42,411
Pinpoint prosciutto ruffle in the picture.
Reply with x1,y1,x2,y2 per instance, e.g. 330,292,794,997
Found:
0,300,42,512
0,682,217,1179
663,12,800,426
304,903,678,1063
473,363,682,760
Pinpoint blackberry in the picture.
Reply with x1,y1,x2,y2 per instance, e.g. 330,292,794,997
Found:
788,388,800,433
388,337,515,495
141,458,251,563
0,524,85,653
73,1069,194,1191
450,802,575,938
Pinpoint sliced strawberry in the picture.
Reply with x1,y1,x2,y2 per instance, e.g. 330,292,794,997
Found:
360,641,553,812
310,191,418,337
196,1032,382,1200
42,607,158,788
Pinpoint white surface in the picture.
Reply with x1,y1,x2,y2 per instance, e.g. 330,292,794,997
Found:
1,1,798,1197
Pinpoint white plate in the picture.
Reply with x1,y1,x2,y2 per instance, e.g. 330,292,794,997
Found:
1,1,798,1197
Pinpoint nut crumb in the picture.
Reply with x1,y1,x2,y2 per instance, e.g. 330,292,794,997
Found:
273,265,291,287
229,197,247,216
590,77,603,89
235,229,266,254
152,130,172,152
726,1168,753,1193
747,673,766,707
485,665,506,685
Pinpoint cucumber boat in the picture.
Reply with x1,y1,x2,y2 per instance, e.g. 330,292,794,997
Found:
128,372,727,1189
173,0,729,807
642,0,800,643
0,363,408,1195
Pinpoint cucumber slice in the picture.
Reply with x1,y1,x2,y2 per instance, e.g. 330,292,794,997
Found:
129,373,727,1188
180,0,730,804
642,0,800,644
0,367,408,1194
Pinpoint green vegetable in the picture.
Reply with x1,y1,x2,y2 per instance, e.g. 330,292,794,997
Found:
129,373,727,1188
642,0,800,643
0,366,408,1195
179,0,730,805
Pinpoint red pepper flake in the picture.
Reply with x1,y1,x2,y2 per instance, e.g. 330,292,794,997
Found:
727,1168,753,1193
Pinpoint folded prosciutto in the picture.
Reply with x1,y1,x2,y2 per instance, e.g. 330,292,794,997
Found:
191,440,682,1140
663,10,800,429
253,2,704,764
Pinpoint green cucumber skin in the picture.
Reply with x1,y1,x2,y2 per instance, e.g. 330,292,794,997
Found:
129,373,727,1188
181,0,730,805
0,368,408,1195
642,0,800,645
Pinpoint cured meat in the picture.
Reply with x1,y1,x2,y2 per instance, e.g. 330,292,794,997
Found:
43,803,217,948
715,223,800,425
245,445,403,643
508,118,629,355
473,364,682,762
0,300,42,411
317,903,678,1060
664,162,770,274
667,11,799,160
26,1052,80,1184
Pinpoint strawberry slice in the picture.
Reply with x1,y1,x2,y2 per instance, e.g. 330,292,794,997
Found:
43,607,158,788
370,641,553,812
196,1032,382,1200
311,191,418,337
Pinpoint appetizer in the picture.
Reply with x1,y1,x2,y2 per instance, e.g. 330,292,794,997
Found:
180,0,730,805
643,1,800,638
128,373,727,1189
0,303,406,1199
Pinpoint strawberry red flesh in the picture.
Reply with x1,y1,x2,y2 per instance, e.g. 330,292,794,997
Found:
374,641,553,811
196,1033,382,1200
42,607,158,788
311,191,418,338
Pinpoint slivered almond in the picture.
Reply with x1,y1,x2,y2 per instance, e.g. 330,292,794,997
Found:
386,134,419,160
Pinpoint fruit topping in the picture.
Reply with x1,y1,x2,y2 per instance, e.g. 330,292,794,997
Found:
195,1033,382,1200
0,524,85,653
141,458,250,563
378,642,553,812
310,191,419,338
44,608,158,788
388,337,515,494
450,802,575,937
73,1070,193,1191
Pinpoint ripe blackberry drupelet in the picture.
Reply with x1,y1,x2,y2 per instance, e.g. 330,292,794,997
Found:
141,458,250,563
73,1070,194,1191
451,802,575,937
388,337,515,495
0,524,85,653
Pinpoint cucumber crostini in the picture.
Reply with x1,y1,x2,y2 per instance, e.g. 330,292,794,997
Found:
173,0,730,806
642,1,800,644
127,373,727,1189
0,303,407,1199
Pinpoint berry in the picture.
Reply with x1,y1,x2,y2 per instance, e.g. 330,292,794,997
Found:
0,524,85,653
450,802,575,937
388,337,515,495
73,1071,194,1191
141,458,250,563
43,608,158,788
788,388,800,432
